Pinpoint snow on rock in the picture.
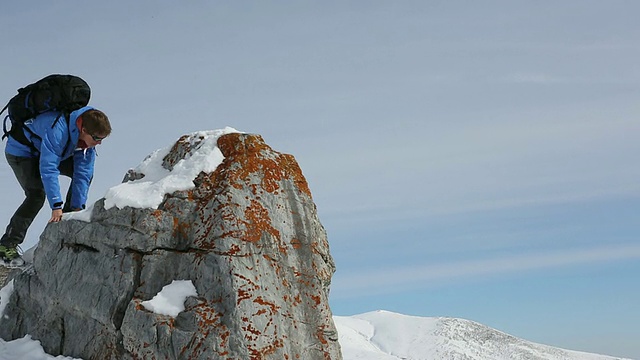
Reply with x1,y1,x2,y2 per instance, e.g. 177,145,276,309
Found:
140,280,197,317
0,335,81,360
103,127,239,210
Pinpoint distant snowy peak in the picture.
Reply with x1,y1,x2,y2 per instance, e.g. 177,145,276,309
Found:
335,310,630,360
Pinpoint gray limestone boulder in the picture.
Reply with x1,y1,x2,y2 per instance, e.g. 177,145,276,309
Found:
0,132,341,360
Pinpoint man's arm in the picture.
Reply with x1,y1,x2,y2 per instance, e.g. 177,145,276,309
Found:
70,148,96,210
40,134,64,209
39,123,66,222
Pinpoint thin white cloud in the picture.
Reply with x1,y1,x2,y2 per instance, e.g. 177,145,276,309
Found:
331,243,640,298
320,182,640,232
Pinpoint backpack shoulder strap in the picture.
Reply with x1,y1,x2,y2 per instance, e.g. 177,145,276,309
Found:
1,103,8,140
61,114,74,156
2,115,10,141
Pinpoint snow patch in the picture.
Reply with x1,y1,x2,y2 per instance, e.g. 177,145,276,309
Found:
61,203,94,223
141,280,198,317
0,335,81,360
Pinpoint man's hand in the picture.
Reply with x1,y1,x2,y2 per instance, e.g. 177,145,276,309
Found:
49,209,63,223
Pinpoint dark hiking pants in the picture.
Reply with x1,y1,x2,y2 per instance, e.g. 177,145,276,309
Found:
0,153,75,248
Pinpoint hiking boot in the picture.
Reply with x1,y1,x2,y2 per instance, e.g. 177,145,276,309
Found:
0,245,19,261
0,245,25,267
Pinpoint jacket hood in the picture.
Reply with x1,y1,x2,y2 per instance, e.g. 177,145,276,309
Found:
69,106,96,124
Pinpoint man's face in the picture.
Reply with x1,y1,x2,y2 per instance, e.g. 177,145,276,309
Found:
79,127,107,148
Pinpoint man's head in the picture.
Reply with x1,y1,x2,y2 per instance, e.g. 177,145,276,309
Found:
77,109,111,148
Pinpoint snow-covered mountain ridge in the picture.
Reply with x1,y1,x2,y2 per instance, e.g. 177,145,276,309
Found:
334,310,631,360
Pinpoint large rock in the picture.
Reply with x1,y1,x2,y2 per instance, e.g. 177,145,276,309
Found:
0,132,341,360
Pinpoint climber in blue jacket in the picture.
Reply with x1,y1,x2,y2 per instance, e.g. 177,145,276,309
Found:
0,106,111,265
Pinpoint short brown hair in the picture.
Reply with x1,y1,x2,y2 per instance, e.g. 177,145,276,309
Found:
81,109,111,136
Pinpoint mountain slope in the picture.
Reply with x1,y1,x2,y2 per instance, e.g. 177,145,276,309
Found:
335,310,630,360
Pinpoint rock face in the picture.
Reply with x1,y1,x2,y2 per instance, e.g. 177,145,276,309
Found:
0,133,341,360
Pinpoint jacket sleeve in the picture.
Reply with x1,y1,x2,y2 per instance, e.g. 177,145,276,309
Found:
70,148,95,209
39,127,66,209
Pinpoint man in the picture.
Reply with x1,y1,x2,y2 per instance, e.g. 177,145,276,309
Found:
0,106,111,266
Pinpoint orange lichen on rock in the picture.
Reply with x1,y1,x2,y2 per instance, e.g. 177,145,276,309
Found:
290,238,302,249
242,199,280,243
216,133,312,198
253,296,281,314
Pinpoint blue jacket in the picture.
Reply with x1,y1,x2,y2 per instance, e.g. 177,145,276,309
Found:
5,106,96,210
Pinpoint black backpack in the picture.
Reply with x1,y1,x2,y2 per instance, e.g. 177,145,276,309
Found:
1,74,91,150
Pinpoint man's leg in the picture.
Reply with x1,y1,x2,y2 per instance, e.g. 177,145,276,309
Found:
0,153,46,249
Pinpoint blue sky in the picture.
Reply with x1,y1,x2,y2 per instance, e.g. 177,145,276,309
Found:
1,1,639,358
